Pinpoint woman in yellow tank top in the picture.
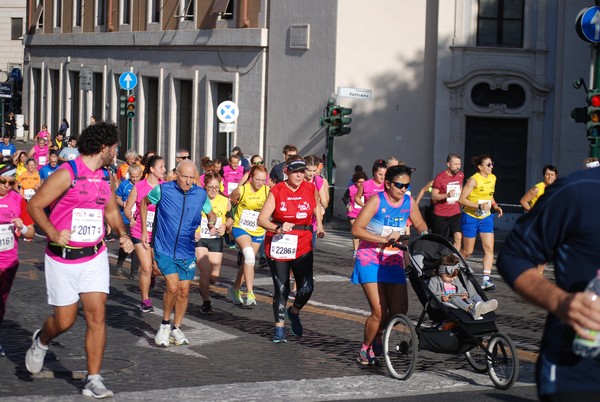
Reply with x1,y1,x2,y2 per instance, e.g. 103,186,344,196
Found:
458,155,503,291
519,165,558,212
228,164,269,307
195,171,232,314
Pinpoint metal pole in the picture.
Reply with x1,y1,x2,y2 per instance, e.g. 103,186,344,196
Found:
592,45,600,158
324,130,334,222
0,99,4,136
127,90,132,150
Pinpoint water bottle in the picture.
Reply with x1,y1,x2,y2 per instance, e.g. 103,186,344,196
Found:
572,269,600,358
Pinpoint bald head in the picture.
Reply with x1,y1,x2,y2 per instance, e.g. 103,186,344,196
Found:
176,159,197,192
176,159,197,175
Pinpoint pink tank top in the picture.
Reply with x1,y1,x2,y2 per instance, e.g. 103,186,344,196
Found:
33,145,49,169
222,165,244,196
362,179,385,202
347,184,363,219
0,191,25,268
47,158,110,263
130,179,161,240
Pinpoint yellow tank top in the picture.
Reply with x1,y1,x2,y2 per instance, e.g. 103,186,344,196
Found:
196,194,229,238
464,173,496,219
233,183,269,236
529,182,545,207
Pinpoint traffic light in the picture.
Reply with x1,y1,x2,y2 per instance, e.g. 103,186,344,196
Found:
119,93,127,116
329,105,352,137
126,95,136,118
588,90,600,138
571,106,587,124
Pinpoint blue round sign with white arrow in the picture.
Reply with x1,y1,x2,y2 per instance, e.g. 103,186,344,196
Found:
578,6,600,43
119,72,138,91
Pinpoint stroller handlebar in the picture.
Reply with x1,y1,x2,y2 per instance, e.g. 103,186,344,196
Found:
388,235,412,250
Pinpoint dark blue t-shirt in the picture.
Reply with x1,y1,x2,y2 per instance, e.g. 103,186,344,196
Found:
497,167,600,395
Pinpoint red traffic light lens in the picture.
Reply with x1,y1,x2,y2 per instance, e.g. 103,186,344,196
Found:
592,95,600,107
331,108,340,116
127,95,136,103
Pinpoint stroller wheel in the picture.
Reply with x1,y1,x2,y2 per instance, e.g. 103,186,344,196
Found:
383,314,418,380
486,332,519,390
465,336,489,374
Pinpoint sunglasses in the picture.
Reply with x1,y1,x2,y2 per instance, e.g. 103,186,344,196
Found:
177,156,190,160
485,162,494,167
391,182,410,190
253,161,264,165
205,186,220,191
0,178,16,186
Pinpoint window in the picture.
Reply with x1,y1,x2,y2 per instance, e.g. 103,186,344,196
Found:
121,0,132,25
96,0,106,27
180,0,195,21
477,0,524,47
11,18,23,40
211,0,233,20
148,0,160,24
54,0,62,28
74,0,83,27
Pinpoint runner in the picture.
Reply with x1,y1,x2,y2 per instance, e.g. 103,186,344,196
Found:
350,164,428,365
222,154,245,196
228,164,269,307
124,155,165,310
0,161,35,356
17,158,40,205
25,121,133,398
354,159,387,207
458,155,503,290
114,164,143,276
258,155,325,343
195,171,232,314
141,159,215,347
343,170,368,258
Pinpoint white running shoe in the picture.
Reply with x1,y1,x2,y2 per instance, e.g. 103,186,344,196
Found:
82,375,114,399
169,327,189,346
25,329,48,374
480,299,499,316
244,292,257,307
228,286,243,305
155,323,171,347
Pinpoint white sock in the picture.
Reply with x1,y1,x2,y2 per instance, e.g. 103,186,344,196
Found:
482,275,490,282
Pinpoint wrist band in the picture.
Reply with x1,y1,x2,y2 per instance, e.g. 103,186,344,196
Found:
492,202,498,208
20,225,29,235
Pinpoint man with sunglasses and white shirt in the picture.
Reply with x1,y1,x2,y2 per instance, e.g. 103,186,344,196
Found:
166,148,190,181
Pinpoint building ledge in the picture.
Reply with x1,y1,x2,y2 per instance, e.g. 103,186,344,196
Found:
23,28,268,49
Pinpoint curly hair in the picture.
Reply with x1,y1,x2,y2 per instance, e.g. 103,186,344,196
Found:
143,155,164,178
77,121,120,156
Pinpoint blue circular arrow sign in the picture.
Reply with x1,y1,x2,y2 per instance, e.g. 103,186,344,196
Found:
578,6,600,43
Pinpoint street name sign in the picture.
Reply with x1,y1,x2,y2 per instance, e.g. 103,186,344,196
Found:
337,87,372,100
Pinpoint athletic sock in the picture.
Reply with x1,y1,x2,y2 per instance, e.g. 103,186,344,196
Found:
361,343,369,352
482,275,490,282
161,319,170,326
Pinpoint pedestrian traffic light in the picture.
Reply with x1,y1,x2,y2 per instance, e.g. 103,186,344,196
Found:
588,90,600,138
119,93,127,116
126,95,136,118
329,105,352,137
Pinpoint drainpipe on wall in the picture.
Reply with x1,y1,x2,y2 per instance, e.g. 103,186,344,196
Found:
240,0,250,28
107,0,114,31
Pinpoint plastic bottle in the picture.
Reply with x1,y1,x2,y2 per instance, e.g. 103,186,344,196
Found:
572,269,600,358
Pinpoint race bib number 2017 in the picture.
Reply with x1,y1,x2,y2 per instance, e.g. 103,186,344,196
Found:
71,208,103,243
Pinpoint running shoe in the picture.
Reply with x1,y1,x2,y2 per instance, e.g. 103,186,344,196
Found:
356,350,372,366
170,327,189,346
155,323,171,347
470,302,485,320
228,286,243,305
481,280,496,291
113,261,124,276
200,301,213,314
272,327,287,343
25,329,48,374
244,292,257,307
82,375,114,399
367,348,380,366
139,299,154,313
286,306,303,337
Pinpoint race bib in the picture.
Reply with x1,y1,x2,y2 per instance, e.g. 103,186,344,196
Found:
227,181,239,195
70,208,103,243
23,188,36,200
381,225,406,237
200,217,223,239
38,156,47,166
476,200,491,217
239,209,259,231
270,234,298,259
446,184,461,203
0,224,15,252
146,211,155,233
1,149,10,156
353,196,364,209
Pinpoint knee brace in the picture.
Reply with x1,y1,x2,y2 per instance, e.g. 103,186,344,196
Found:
242,247,256,266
